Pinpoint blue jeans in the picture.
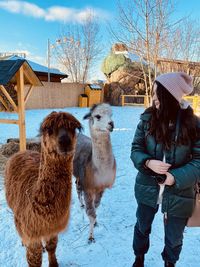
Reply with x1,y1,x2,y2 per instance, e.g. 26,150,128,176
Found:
133,203,187,264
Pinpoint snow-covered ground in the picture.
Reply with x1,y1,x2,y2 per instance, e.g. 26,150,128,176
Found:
0,106,200,267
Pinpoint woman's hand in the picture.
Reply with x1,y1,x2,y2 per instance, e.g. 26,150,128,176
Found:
146,159,171,174
164,172,175,186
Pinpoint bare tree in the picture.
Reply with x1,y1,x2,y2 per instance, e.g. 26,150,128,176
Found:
162,18,200,91
110,0,181,105
177,19,200,62
179,21,200,91
52,12,102,83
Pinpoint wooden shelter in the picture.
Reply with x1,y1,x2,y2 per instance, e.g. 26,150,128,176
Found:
0,59,42,151
85,84,103,107
157,58,200,76
0,55,68,82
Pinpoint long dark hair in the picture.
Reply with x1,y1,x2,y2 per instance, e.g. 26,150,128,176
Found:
147,81,197,149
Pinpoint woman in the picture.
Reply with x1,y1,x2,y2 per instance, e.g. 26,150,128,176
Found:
131,72,200,267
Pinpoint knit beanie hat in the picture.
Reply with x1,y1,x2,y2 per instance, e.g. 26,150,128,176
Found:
155,72,193,103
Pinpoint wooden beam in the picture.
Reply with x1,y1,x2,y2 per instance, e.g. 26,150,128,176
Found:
0,95,10,111
0,119,19,124
23,62,42,86
0,85,18,112
16,66,26,151
23,65,37,85
24,84,33,104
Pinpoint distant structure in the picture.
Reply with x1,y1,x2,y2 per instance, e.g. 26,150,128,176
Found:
112,44,200,77
157,57,200,76
78,84,103,108
0,55,68,83
0,52,26,58
156,58,200,93
0,59,42,150
85,84,103,107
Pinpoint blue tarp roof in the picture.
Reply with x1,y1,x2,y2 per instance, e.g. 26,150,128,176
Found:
3,55,67,76
88,84,102,90
0,59,25,85
0,59,42,85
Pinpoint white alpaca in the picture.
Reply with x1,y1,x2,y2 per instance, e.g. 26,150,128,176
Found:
73,103,116,242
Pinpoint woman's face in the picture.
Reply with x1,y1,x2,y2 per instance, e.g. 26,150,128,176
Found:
152,83,160,109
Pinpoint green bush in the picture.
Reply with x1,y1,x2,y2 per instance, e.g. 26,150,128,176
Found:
101,52,127,76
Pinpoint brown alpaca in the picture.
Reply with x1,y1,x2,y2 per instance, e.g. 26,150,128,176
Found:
4,111,82,267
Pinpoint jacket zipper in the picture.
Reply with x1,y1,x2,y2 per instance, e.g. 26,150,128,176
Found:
163,191,169,225
164,211,167,224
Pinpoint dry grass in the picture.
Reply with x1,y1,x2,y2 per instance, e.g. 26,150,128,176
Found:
0,139,41,176
0,83,18,111
0,153,7,176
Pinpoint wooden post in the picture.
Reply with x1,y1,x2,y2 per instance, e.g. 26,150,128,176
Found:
144,96,149,108
121,95,125,106
16,66,26,151
101,86,104,103
193,96,198,114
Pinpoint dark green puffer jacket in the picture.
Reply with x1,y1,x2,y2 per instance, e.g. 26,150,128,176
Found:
131,109,200,218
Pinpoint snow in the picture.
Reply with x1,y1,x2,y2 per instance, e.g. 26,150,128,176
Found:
0,106,200,267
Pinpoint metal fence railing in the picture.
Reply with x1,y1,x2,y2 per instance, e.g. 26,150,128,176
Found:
121,95,150,108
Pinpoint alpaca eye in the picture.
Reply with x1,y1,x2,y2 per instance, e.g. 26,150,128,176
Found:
95,115,101,120
46,127,53,135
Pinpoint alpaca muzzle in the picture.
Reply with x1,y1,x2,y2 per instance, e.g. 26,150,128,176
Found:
108,121,114,132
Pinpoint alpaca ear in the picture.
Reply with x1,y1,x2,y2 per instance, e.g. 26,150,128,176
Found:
75,121,83,132
83,112,91,120
90,104,98,112
39,124,53,136
38,111,57,136
77,124,83,132
71,118,83,132
83,104,98,120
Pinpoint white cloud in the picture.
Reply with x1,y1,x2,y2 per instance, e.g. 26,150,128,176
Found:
0,1,109,23
45,6,74,22
76,7,97,23
0,1,45,18
0,0,21,13
29,55,46,66
22,2,45,18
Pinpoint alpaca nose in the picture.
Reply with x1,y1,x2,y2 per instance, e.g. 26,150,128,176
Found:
59,134,70,146
58,129,71,153
108,121,114,130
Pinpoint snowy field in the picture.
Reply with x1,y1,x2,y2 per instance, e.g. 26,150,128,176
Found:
0,106,200,267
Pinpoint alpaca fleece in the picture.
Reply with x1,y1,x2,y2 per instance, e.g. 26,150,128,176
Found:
4,111,82,267
73,104,116,242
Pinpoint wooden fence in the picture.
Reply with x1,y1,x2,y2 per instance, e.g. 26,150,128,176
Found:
121,95,150,108
183,95,200,115
25,82,85,109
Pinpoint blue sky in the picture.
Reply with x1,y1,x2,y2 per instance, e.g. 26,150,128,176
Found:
0,0,200,80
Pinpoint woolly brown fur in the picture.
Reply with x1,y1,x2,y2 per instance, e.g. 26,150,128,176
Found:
4,111,82,267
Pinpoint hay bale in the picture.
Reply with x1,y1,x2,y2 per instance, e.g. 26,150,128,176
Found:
27,141,41,153
0,139,41,158
0,139,41,178
7,138,20,143
0,153,8,176
0,83,18,111
0,142,20,157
